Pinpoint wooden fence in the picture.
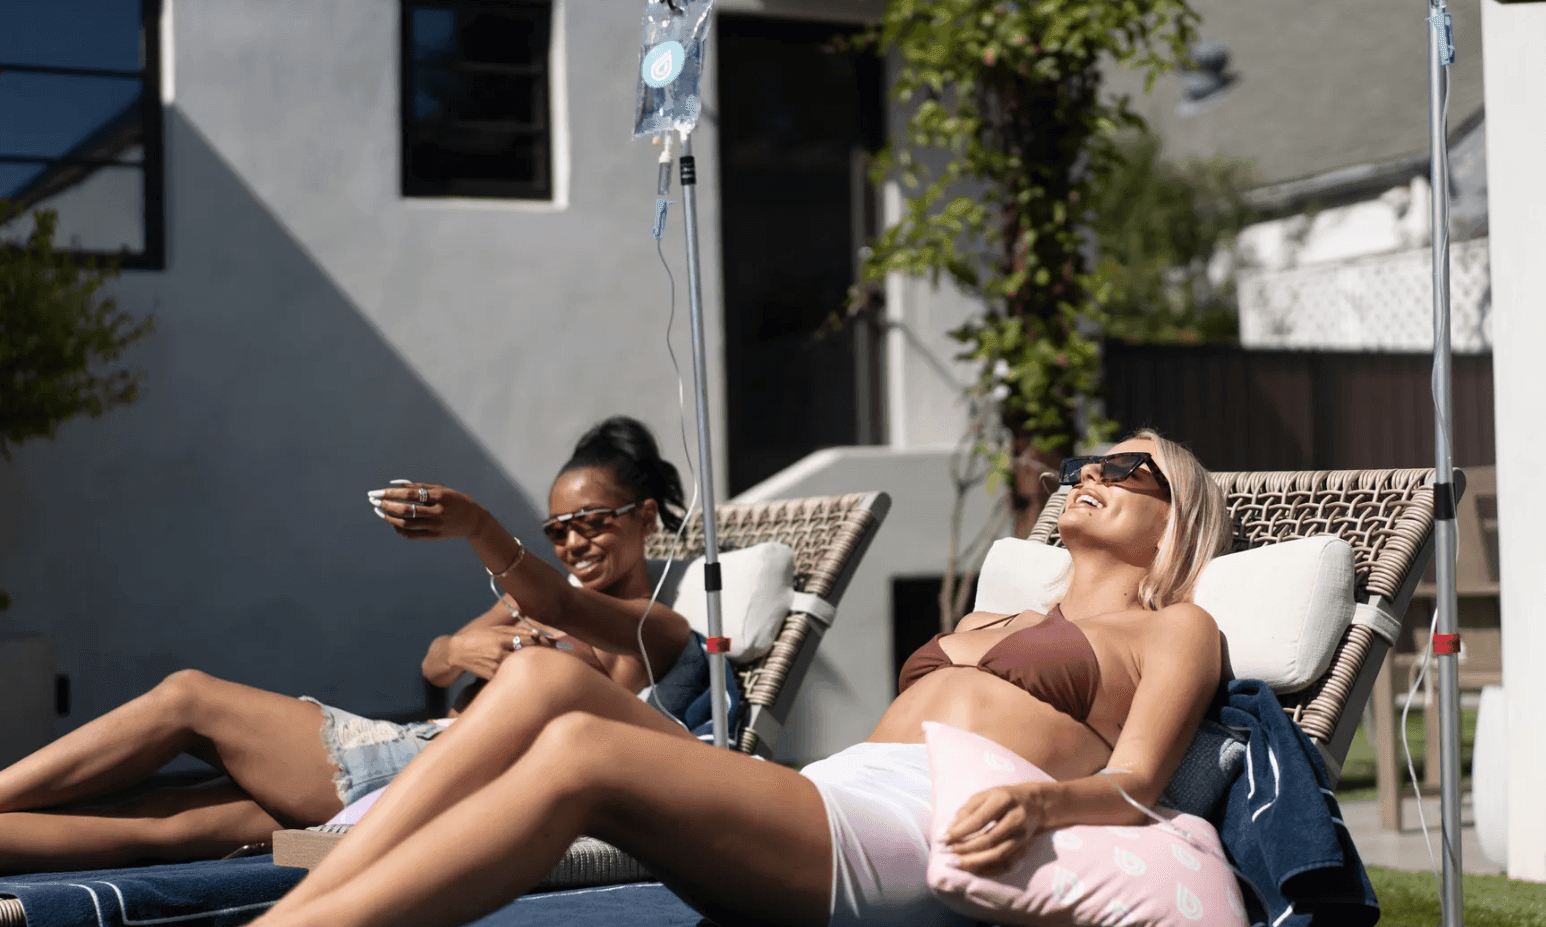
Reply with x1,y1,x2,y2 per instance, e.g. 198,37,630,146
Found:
1101,343,1496,471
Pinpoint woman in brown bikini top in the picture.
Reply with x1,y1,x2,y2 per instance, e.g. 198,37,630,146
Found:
897,604,1111,748
248,431,1235,927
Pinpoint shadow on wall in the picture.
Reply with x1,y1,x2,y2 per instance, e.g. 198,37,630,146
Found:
0,107,546,732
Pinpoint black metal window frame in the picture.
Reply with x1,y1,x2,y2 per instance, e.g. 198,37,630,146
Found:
0,0,165,270
399,0,554,200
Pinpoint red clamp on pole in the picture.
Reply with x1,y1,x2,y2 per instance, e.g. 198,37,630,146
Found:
1432,633,1461,655
705,637,732,654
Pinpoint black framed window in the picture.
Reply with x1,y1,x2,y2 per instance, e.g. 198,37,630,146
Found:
0,0,164,269
401,0,553,199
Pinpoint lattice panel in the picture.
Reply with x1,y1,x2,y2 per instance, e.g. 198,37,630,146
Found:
1238,238,1491,353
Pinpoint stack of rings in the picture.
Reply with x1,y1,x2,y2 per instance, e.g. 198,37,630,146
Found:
405,487,429,520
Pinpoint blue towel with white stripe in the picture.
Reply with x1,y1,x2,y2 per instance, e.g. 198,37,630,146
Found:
0,855,303,927
1218,679,1379,927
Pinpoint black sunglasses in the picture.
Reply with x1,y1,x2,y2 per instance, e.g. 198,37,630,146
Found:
540,503,638,543
1057,452,1171,495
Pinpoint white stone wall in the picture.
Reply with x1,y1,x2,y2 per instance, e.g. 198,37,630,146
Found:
1482,0,1546,884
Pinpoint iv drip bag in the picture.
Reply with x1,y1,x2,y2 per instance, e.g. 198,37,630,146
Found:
633,0,715,138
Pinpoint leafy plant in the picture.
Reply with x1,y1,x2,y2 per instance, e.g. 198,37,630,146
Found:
851,0,1201,474
1092,130,1256,344
0,204,154,460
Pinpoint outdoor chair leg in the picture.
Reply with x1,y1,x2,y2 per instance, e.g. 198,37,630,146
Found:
1373,649,1403,831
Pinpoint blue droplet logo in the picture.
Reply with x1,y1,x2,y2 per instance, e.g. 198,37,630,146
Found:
642,40,686,88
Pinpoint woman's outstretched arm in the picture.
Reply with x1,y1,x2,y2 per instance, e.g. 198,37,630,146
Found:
255,649,831,927
374,484,689,674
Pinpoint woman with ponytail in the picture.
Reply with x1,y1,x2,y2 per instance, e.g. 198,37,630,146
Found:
0,416,732,873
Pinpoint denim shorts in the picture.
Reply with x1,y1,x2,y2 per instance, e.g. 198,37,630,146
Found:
298,697,448,806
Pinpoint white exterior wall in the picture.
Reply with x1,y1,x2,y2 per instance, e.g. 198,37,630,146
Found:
1482,0,1546,884
0,0,987,764
0,0,737,732
734,447,1000,763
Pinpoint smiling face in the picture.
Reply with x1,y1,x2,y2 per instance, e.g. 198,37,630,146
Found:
1056,436,1173,568
546,466,659,596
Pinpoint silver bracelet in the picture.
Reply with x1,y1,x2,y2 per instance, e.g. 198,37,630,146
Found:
486,536,526,579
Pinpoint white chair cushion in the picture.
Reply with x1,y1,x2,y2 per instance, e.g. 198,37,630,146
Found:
671,542,795,665
1193,536,1355,693
973,534,1356,693
972,538,1072,616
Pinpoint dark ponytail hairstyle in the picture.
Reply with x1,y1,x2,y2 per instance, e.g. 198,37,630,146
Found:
559,416,686,533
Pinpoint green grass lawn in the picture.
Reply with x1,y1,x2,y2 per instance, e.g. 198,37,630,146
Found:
1335,707,1476,802
1337,709,1543,926
1369,866,1546,926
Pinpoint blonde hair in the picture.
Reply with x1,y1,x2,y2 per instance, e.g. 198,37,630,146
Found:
1130,429,1233,610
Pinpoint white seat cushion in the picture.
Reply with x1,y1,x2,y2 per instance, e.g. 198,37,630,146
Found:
972,537,1072,616
973,534,1356,693
671,542,796,665
1192,535,1355,692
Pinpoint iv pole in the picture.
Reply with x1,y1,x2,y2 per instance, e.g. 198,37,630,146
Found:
637,0,728,750
1425,1,1463,924
678,131,730,749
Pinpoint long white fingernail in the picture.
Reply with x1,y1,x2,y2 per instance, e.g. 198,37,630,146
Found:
389,479,413,485
374,506,388,520
367,490,386,500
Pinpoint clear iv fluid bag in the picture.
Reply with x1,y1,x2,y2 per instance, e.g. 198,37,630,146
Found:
633,0,715,138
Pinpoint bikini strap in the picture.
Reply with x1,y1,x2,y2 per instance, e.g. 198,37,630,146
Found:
972,612,1017,630
1084,721,1116,752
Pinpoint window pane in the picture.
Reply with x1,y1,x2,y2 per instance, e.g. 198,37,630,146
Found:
1,158,144,255
414,71,538,125
0,1,143,72
0,73,143,161
0,163,47,198
404,1,551,198
458,7,543,67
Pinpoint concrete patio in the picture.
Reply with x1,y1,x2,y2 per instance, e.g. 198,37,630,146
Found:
1343,792,1505,876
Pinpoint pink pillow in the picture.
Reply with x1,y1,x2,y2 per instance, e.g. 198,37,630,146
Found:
923,722,1248,927
325,785,387,826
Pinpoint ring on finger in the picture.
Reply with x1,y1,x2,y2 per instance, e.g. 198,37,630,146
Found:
418,487,429,503
409,503,418,519
512,635,523,650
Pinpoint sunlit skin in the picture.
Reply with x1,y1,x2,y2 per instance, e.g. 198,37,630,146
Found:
247,437,1223,927
0,467,683,875
427,466,670,697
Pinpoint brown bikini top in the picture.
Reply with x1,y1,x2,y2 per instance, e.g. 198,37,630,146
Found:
897,604,1113,749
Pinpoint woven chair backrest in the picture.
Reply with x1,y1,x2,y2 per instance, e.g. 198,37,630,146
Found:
1026,469,1437,746
643,493,885,754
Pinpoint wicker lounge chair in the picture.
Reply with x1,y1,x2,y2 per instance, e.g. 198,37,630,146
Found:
1028,468,1441,781
0,473,1434,925
268,491,892,884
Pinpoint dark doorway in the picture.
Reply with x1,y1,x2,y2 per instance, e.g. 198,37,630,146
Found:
891,575,977,696
717,16,886,494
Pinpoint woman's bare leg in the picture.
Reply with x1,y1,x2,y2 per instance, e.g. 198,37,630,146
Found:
0,784,280,873
0,669,342,825
269,647,694,912
253,712,831,927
